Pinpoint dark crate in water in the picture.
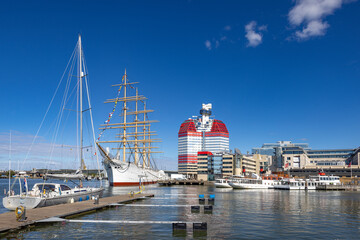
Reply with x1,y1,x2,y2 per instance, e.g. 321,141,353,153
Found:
172,222,187,230
191,206,200,212
204,205,213,213
193,222,207,231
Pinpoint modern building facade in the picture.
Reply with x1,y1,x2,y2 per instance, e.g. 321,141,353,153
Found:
252,141,311,171
197,151,240,181
282,147,356,170
252,141,310,156
285,147,360,177
178,103,229,177
196,148,274,181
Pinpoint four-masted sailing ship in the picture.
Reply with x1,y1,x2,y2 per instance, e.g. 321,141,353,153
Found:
97,70,167,186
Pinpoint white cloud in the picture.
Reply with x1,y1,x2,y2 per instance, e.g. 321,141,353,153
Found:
295,20,329,39
288,0,351,40
205,40,212,50
245,21,266,47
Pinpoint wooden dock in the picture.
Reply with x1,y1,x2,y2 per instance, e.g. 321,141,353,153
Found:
0,193,154,235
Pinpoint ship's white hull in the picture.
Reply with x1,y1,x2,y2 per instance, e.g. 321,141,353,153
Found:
214,179,232,188
229,182,269,189
214,182,232,188
104,161,167,186
273,184,318,190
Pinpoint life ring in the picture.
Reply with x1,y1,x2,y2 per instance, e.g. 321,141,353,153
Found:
15,206,26,221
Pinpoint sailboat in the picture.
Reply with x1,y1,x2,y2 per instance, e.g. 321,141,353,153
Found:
96,70,168,186
3,35,104,210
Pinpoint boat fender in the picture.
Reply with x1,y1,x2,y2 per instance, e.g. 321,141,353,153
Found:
79,197,82,202
86,195,89,200
69,198,74,203
15,206,27,222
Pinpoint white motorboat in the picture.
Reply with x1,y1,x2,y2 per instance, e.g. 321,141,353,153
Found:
214,178,232,188
229,174,277,189
274,174,341,190
309,174,341,185
229,178,276,189
273,178,308,190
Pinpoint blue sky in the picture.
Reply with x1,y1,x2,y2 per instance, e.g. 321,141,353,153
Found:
0,0,360,170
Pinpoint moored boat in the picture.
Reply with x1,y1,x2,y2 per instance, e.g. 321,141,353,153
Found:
3,181,103,210
2,35,104,210
274,173,341,190
214,178,232,188
229,174,277,189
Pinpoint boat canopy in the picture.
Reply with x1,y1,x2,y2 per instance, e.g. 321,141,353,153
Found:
45,173,84,180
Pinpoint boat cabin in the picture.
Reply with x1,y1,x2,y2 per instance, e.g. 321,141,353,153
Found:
31,183,73,195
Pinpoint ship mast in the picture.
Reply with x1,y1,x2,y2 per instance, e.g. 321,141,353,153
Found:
78,34,84,171
122,69,127,162
142,101,147,168
97,70,162,168
134,88,139,165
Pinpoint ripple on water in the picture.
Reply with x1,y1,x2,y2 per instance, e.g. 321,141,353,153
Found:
1,180,360,239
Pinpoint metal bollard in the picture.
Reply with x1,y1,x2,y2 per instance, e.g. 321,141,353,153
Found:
94,196,99,205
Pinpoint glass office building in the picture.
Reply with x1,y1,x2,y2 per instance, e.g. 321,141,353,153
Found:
252,141,310,156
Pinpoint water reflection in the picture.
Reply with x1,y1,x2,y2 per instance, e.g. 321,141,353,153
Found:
1,179,360,239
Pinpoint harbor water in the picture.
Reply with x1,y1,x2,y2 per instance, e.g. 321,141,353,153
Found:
1,179,360,239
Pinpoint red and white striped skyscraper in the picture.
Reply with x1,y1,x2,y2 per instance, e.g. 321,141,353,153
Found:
178,103,229,177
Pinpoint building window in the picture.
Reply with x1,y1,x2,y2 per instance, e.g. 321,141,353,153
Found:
287,157,291,160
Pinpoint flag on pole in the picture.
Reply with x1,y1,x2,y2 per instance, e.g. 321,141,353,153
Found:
23,178,28,193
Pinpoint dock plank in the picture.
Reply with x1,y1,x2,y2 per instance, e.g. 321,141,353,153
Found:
0,193,153,234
